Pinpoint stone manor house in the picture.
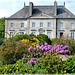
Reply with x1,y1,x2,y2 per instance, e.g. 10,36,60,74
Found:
5,1,75,39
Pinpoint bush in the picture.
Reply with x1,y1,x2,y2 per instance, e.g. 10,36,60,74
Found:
0,37,3,45
51,36,75,55
37,34,51,45
0,39,31,65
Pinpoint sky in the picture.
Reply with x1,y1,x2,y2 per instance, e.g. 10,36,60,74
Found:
0,0,75,18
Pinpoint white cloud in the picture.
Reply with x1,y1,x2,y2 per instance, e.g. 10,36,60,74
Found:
0,9,10,18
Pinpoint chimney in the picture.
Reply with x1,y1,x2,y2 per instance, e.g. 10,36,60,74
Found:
54,1,57,16
24,2,25,7
64,2,65,7
29,2,33,16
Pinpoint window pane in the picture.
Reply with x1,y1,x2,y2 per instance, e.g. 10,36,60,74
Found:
10,23,14,28
21,23,24,28
32,23,35,27
60,23,63,28
39,32,43,34
71,23,74,28
40,23,43,27
48,22,51,27
32,32,35,35
10,32,13,37
20,32,24,35
47,32,51,38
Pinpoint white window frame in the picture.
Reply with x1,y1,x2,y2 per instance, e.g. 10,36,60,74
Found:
32,22,35,27
10,23,14,28
60,22,63,28
21,23,24,28
40,22,43,28
48,22,51,27
71,23,74,28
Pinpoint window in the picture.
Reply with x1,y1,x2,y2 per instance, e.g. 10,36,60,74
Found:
71,32,74,39
32,23,35,27
39,32,43,34
48,22,51,27
71,23,74,28
10,32,13,37
47,32,51,38
32,32,35,35
10,23,14,28
20,32,24,35
21,23,24,28
60,22,63,28
40,23,43,27
40,14,43,16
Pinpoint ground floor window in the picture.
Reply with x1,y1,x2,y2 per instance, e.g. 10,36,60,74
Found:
39,32,43,34
10,32,13,37
20,32,24,35
71,32,74,39
32,32,35,35
47,32,51,38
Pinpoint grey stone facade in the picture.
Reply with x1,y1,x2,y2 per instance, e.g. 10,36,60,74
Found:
5,1,75,39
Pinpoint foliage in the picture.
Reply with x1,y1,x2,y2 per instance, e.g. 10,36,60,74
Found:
37,34,51,45
0,18,5,38
0,37,3,45
0,39,31,65
64,56,75,73
51,36,75,55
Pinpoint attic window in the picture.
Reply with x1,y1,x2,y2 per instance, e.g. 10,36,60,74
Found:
23,16,25,18
40,14,43,16
58,15,63,18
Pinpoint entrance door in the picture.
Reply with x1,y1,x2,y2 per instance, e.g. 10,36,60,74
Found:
60,32,63,38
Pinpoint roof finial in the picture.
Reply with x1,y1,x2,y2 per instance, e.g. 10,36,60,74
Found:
24,2,25,7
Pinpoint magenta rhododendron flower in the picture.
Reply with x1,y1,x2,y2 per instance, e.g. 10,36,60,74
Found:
65,50,69,53
37,58,38,61
44,43,48,46
28,60,36,64
28,47,32,52
28,55,30,58
23,57,25,60
24,53,26,55
27,61,30,64
38,52,41,55
34,48,37,50
60,50,64,54
40,58,42,60
24,64,25,66
32,58,36,60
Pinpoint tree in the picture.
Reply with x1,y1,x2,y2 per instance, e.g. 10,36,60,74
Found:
0,18,5,38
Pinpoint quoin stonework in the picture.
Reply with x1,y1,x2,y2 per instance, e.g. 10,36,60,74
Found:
5,1,75,39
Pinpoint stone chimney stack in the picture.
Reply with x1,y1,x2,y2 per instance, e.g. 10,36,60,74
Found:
64,2,65,7
29,2,33,16
24,2,25,7
54,0,57,16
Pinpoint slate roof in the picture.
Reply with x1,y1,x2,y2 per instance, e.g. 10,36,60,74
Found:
9,5,75,18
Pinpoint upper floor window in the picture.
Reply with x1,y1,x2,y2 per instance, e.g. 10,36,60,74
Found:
60,22,63,28
21,23,24,28
48,22,51,27
32,22,35,27
40,22,43,27
10,23,14,28
71,23,74,28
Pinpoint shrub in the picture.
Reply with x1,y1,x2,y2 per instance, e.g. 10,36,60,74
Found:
0,39,31,65
37,34,51,45
51,36,75,55
0,37,3,45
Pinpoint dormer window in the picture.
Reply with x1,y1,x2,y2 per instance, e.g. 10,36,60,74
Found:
40,14,43,16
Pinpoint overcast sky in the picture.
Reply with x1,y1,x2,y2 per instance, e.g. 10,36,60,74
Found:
0,0,75,18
